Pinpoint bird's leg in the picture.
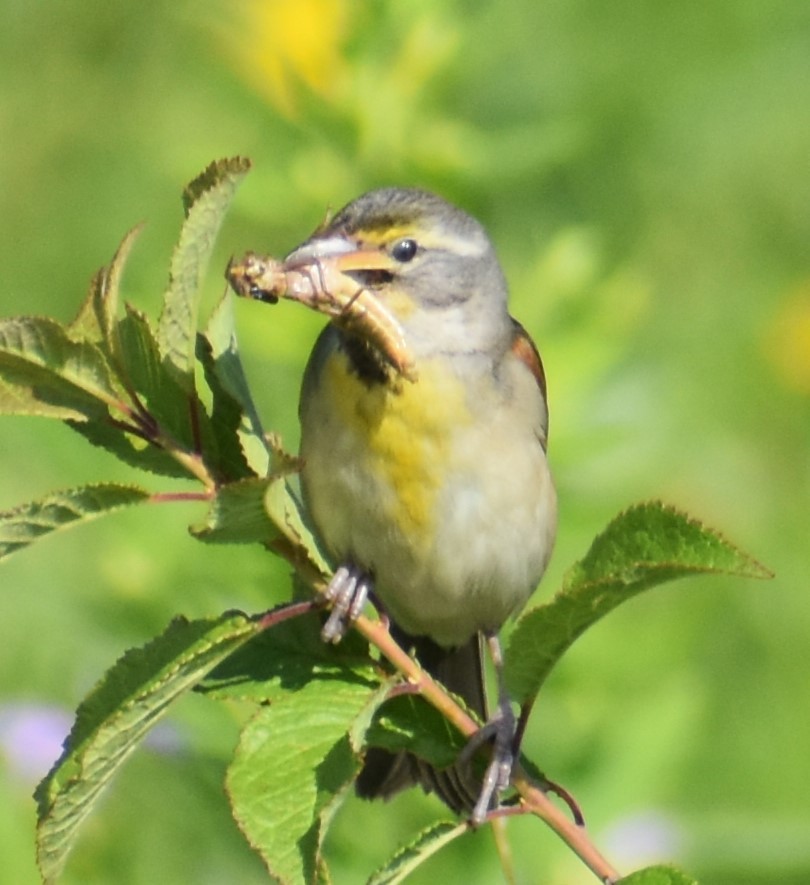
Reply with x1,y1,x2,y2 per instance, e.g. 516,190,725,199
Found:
460,631,517,825
321,563,373,643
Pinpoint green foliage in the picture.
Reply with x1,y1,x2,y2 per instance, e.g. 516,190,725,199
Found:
617,866,698,885
367,821,468,885
0,316,125,420
158,157,252,392
198,607,378,707
35,613,260,883
226,679,378,884
0,484,149,559
362,694,468,770
505,502,772,702
0,161,769,884
198,290,271,478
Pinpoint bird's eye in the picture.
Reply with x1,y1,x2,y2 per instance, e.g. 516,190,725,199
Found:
391,238,418,263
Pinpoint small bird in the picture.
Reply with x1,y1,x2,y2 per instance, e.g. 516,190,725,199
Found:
290,188,557,821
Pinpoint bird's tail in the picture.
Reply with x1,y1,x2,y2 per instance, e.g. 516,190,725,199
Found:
355,629,486,814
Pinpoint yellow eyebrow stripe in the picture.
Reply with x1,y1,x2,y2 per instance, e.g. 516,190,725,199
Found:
358,226,417,245
358,226,487,257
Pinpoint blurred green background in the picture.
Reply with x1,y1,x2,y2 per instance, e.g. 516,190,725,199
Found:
1,2,808,883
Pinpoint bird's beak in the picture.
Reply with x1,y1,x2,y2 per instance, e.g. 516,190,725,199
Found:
227,235,415,380
284,235,396,275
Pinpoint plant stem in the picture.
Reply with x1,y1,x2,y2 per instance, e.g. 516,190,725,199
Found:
150,491,213,504
512,772,620,883
348,609,621,884
165,446,215,488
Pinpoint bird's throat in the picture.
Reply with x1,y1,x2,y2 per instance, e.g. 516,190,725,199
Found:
341,332,392,386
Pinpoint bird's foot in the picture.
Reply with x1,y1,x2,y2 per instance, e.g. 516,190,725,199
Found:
453,631,519,825
459,691,517,826
321,563,373,643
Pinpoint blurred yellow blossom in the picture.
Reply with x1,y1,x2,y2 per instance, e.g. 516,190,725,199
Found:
213,0,463,174
220,0,350,116
764,284,810,394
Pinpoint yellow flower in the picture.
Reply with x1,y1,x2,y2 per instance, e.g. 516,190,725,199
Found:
764,284,810,394
221,0,349,117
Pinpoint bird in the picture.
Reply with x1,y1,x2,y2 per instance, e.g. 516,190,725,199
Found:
289,187,557,822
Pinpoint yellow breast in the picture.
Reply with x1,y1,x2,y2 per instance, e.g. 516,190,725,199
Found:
320,351,472,542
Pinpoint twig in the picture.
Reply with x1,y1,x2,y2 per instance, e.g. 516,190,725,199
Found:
512,772,620,884
255,599,322,630
344,610,622,883
490,814,516,885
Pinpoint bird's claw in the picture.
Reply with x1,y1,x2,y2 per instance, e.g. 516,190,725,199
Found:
462,696,517,826
321,564,372,643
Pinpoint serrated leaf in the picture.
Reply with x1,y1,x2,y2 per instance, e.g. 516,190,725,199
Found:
506,501,773,702
35,612,259,883
226,677,375,885
198,339,253,480
568,500,772,585
117,304,175,406
202,608,385,881
191,474,330,578
0,375,83,419
198,612,374,703
72,302,222,480
264,472,332,577
191,476,286,545
363,694,465,769
198,290,270,479
69,225,143,349
0,483,150,561
157,157,251,390
616,864,697,885
0,317,125,419
347,676,402,754
367,820,467,885
68,267,107,347
265,431,305,474
67,417,192,479
116,304,199,448
315,679,395,875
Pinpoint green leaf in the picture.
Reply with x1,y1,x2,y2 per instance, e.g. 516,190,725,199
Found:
226,677,376,885
35,612,259,883
263,470,332,576
318,680,396,870
616,864,697,885
0,483,150,561
157,157,251,391
191,473,331,577
116,304,201,449
202,614,385,882
69,224,143,349
0,375,81,420
363,694,466,769
367,821,468,885
81,303,221,480
67,417,192,479
191,476,288,545
0,316,124,420
68,267,107,348
506,501,773,702
198,289,271,479
198,611,374,703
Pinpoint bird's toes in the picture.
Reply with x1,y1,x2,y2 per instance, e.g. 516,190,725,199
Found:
320,563,372,643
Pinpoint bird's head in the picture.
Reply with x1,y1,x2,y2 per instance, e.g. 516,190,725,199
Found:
285,188,512,360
